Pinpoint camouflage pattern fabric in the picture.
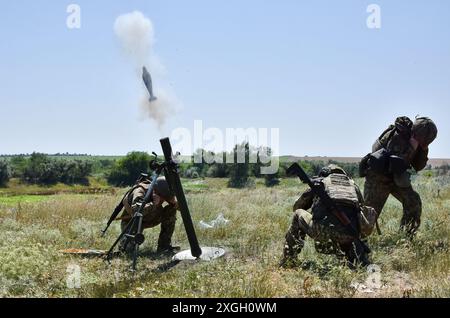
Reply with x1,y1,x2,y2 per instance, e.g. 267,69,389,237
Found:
364,171,421,235
366,116,429,234
283,174,371,265
284,209,355,259
374,116,429,171
359,205,378,238
121,182,177,249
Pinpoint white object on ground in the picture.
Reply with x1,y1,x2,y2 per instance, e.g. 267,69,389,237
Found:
199,213,230,229
172,247,226,261
199,221,214,229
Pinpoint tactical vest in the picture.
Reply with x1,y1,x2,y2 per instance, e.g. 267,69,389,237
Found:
321,173,360,208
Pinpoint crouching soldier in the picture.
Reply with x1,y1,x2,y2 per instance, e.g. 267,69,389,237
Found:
360,116,438,235
281,165,377,268
119,176,180,255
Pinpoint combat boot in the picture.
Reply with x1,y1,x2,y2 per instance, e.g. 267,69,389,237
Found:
344,242,371,269
279,244,301,268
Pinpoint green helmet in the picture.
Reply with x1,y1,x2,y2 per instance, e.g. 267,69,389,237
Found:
154,177,175,199
319,164,347,177
412,117,437,146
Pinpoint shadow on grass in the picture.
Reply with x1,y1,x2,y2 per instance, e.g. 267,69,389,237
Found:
103,248,182,273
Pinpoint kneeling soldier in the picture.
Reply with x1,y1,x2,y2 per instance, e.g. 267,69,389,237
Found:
120,176,179,254
281,165,377,268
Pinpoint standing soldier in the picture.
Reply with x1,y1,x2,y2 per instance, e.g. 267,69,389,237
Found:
360,116,438,235
281,165,377,268
119,176,180,254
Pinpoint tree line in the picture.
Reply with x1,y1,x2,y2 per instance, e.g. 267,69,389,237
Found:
1,144,389,188
104,143,363,188
0,153,94,186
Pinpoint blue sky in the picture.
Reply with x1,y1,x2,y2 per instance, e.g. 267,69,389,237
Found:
0,0,449,157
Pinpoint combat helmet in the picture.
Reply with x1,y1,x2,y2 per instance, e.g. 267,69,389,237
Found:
412,117,438,146
319,164,347,177
154,177,175,199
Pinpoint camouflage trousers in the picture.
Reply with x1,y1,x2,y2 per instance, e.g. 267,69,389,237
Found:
121,204,177,249
283,209,354,259
364,171,422,234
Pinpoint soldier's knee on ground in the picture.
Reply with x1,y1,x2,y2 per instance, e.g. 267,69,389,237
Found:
282,210,311,259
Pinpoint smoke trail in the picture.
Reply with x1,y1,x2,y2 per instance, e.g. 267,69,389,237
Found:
139,88,176,130
114,11,178,129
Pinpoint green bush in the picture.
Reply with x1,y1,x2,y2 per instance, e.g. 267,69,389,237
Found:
55,159,93,185
107,151,152,186
91,158,115,176
21,153,92,185
228,143,251,188
22,153,59,185
0,160,10,187
9,155,27,178
184,167,200,179
206,163,228,178
264,173,280,187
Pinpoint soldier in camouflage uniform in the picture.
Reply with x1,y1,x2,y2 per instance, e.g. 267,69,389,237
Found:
120,177,179,254
281,165,377,268
362,117,438,235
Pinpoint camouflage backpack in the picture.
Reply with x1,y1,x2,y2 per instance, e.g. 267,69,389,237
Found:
321,173,377,238
321,173,360,208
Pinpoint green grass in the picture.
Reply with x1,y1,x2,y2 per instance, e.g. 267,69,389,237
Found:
0,177,115,197
0,195,50,206
0,176,448,298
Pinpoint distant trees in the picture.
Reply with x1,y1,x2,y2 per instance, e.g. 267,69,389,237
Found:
107,151,152,186
183,167,201,179
9,155,27,178
436,164,450,176
22,153,59,185
21,153,93,185
55,160,93,185
206,162,228,178
0,148,373,189
0,160,10,187
264,172,280,187
261,147,280,187
228,143,251,188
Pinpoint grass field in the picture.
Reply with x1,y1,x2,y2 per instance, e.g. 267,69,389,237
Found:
0,175,448,298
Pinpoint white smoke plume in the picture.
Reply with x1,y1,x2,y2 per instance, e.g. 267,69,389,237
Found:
114,11,178,129
139,88,176,130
